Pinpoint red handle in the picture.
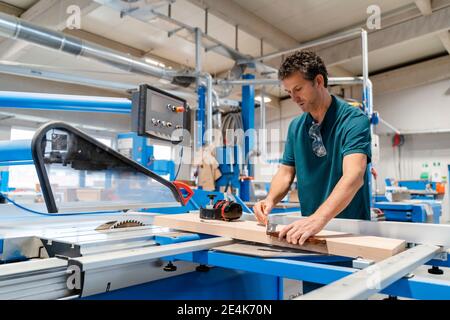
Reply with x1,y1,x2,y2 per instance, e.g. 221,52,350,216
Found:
173,181,194,206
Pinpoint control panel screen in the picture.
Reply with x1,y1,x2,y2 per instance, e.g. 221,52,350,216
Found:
131,84,190,145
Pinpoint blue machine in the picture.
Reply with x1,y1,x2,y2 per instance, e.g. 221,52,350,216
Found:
374,201,441,223
117,132,175,180
385,178,439,200
377,178,443,223
215,145,241,192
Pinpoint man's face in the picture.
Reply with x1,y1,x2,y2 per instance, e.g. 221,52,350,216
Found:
282,72,320,113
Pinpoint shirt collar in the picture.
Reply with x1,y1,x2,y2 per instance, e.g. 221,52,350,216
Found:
306,95,338,129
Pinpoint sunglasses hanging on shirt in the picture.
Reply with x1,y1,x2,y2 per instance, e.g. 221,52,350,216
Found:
308,122,327,157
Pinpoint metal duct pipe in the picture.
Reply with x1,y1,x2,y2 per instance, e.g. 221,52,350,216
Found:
216,77,365,87
203,73,213,144
0,12,178,81
194,27,202,86
212,89,220,107
361,29,369,104
216,78,280,86
198,75,218,144
0,62,136,91
254,28,363,62
328,77,363,85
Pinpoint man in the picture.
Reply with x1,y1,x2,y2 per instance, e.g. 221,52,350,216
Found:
253,50,371,245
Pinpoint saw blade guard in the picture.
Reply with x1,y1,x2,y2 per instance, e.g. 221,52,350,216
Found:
31,121,184,213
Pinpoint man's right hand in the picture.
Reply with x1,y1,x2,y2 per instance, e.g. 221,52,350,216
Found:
253,198,275,225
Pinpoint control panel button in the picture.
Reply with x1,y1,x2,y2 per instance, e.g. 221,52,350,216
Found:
167,103,185,113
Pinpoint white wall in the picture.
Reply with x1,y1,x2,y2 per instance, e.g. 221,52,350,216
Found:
375,79,450,134
374,78,450,192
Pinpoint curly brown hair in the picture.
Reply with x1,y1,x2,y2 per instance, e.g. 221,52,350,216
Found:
278,50,328,88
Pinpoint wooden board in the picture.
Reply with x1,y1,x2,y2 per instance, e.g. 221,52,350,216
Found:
153,213,406,261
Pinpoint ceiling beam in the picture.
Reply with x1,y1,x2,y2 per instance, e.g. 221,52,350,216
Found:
316,6,450,67
372,55,450,94
18,0,99,28
185,0,298,50
0,0,100,60
438,30,450,53
63,28,191,77
414,0,433,15
64,28,187,71
327,66,354,77
0,1,25,16
415,0,450,55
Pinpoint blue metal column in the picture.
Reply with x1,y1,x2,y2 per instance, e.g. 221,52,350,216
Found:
240,74,255,201
0,171,9,192
363,84,375,208
196,86,206,148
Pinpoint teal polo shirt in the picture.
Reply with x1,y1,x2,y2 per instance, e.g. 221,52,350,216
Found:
281,95,371,220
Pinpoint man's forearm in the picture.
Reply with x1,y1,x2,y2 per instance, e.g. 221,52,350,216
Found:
267,171,294,204
314,174,364,221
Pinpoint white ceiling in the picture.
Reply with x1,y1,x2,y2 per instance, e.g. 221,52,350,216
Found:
233,0,414,42
341,34,448,75
1,0,37,9
0,0,448,99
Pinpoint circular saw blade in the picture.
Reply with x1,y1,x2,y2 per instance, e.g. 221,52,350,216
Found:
96,219,146,231
112,219,146,229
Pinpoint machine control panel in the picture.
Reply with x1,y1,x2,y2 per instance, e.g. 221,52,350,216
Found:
131,84,190,145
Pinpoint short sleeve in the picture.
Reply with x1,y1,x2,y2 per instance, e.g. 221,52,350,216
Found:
341,112,372,163
281,121,295,167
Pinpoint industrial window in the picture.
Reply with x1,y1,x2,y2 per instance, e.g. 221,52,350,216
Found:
153,144,172,160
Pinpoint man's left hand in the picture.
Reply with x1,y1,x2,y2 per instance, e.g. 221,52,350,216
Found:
278,215,329,245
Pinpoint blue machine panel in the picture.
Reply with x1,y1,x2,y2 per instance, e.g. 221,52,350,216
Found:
84,267,280,300
375,201,441,223
215,146,240,191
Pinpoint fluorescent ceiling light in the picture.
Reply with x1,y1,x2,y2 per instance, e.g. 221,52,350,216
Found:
144,57,166,68
255,95,271,103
